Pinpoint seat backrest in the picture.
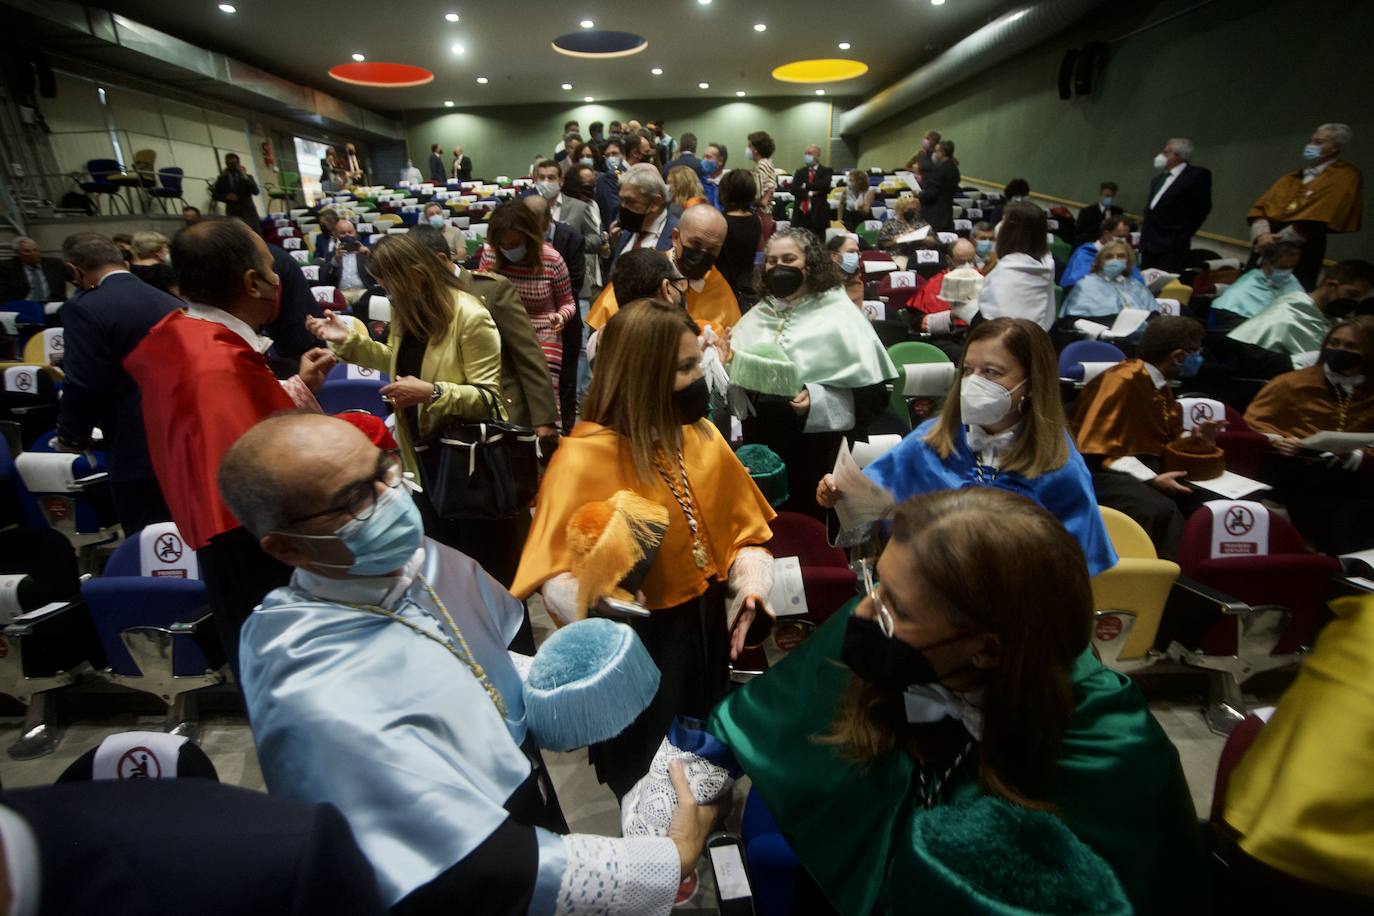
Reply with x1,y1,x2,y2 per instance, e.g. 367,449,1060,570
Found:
56,731,218,782
2,364,57,402
1058,340,1125,376
1178,501,1311,568
157,167,184,192
21,328,65,368
1100,507,1158,560
135,521,201,579
1177,397,1227,432
86,158,121,181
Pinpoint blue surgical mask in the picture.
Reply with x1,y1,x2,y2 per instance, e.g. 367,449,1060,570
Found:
840,251,860,274
974,239,994,258
1180,351,1204,378
535,181,560,200
500,244,527,262
701,159,718,175
1302,144,1323,162
606,156,623,171
580,157,594,167
1267,269,1294,287
803,154,816,167
1102,259,1127,278
1100,196,1114,209
293,487,424,577
428,214,447,229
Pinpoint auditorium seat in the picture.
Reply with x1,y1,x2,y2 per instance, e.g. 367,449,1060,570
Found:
13,431,121,568
884,341,953,433
1090,508,1180,673
56,730,220,782
1058,339,1125,381
1,364,60,448
21,327,66,370
317,376,388,418
1166,501,1340,734
1177,396,1269,478
740,790,800,916
310,285,348,312
81,521,228,740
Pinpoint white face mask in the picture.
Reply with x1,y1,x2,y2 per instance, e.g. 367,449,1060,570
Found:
960,373,1025,428
1153,153,1169,170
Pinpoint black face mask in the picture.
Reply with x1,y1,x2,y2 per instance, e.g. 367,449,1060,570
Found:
619,206,647,234
763,265,805,299
1324,298,1359,319
677,246,717,280
672,375,710,424
1322,347,1364,373
840,614,970,694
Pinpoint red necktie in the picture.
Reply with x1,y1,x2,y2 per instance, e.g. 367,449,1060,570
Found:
802,167,817,213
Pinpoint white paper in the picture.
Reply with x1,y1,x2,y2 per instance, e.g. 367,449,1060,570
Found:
903,362,956,397
1345,576,1374,592
768,556,808,617
894,225,932,245
1079,361,1117,384
863,259,898,275
1298,431,1374,454
1141,269,1181,294
852,434,903,468
896,170,921,193
888,271,917,289
914,249,941,265
832,440,895,535
1188,471,1272,499
11,601,68,622
709,844,752,901
1104,308,1151,339
1340,548,1374,574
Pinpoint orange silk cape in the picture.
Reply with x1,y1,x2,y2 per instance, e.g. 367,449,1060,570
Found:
587,266,742,334
1244,365,1374,458
511,420,775,612
1070,360,1182,460
1248,161,1363,234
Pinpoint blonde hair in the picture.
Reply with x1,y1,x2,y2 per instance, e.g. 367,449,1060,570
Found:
580,299,705,482
1091,239,1136,274
666,166,704,207
924,318,1070,477
132,230,169,259
366,234,461,343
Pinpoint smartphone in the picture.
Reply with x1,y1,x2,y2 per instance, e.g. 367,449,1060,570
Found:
595,597,651,619
342,237,360,251
707,834,754,916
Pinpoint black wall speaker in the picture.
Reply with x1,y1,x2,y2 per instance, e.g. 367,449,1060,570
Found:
1058,48,1080,100
1074,42,1107,96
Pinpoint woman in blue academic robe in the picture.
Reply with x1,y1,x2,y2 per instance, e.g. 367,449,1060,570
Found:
818,317,1117,576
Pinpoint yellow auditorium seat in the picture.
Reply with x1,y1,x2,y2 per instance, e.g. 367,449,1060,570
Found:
1090,507,1180,672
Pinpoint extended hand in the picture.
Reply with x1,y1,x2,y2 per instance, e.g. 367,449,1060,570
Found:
1149,470,1191,495
816,472,842,508
1272,436,1303,457
297,348,336,393
547,311,567,332
790,388,811,417
666,760,728,880
1195,420,1227,445
729,595,773,660
305,309,350,344
381,376,435,410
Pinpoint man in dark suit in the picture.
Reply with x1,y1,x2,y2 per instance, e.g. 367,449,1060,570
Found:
313,208,340,262
664,132,705,178
594,140,625,227
1,237,67,302
54,232,177,533
211,153,262,232
0,778,385,915
917,140,962,232
427,143,447,184
1140,138,1212,272
1074,181,1124,245
522,195,585,432
609,166,679,268
790,144,835,238
320,219,375,307
265,240,326,378
451,146,473,181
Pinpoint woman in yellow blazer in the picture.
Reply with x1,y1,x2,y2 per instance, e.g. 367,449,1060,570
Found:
306,233,522,587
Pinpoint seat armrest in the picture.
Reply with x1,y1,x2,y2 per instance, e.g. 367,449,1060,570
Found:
175,613,227,670
1173,576,1253,616
3,599,83,635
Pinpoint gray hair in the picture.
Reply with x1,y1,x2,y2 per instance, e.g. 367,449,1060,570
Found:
132,230,169,259
61,232,124,270
1167,137,1194,161
12,236,36,250
620,164,668,202
1317,123,1353,147
1260,240,1304,265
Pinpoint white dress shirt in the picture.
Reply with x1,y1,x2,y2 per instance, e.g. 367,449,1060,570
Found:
1150,162,1187,210
339,252,365,290
186,303,273,354
629,209,669,252
1302,158,1334,185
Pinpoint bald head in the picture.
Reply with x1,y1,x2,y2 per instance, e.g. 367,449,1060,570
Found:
674,203,727,263
950,238,976,268
521,193,551,230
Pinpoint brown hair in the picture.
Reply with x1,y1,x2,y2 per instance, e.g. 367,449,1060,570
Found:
720,169,758,212
761,228,843,296
746,131,775,159
820,488,1092,807
1138,315,1204,364
1091,238,1136,273
487,200,545,273
994,201,1050,261
580,299,706,482
1324,315,1374,369
366,233,462,343
924,318,1070,477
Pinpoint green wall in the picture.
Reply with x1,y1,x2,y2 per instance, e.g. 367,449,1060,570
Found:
855,0,1374,261
403,97,840,182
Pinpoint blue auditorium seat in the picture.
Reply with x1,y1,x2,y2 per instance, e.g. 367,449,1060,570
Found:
13,431,121,565
1058,339,1126,381
741,789,801,916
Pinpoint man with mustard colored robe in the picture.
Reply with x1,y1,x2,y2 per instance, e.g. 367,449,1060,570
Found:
1248,123,1363,289
1070,316,1216,558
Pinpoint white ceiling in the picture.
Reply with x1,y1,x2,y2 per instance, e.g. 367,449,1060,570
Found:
101,0,1009,113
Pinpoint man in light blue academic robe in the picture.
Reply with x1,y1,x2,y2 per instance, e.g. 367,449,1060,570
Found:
1229,258,1374,368
1209,242,1304,331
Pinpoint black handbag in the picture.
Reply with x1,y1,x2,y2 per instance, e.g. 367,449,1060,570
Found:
410,385,541,521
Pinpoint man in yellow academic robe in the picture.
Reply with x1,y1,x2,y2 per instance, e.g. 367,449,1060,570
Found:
1248,123,1363,289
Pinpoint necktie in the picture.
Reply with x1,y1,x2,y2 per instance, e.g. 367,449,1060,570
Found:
632,232,645,250
26,265,49,300
802,167,817,214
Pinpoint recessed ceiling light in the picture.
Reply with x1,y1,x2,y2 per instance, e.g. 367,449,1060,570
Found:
651,67,663,75
561,82,573,90
698,0,712,5
815,89,826,95
579,19,594,28
584,96,594,102
753,23,767,32
450,42,465,54
476,76,488,84
698,82,710,89
218,3,235,11
931,0,945,5
735,90,746,97
444,11,459,21
838,42,851,50
444,100,455,107
351,52,365,62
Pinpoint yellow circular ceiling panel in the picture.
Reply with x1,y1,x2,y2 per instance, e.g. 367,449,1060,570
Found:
771,58,869,84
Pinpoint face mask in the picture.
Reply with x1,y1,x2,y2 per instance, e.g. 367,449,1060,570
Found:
580,157,595,167
428,214,447,229
1100,196,1114,208
1323,297,1359,319
1179,350,1204,378
974,239,994,258
745,148,755,161
1322,347,1364,373
677,245,717,280
618,206,647,234
839,614,971,693
960,374,1025,428
1153,153,1169,170
763,265,805,299
701,159,718,175
1267,269,1294,288
536,181,560,200
803,154,816,167
672,375,710,424
840,251,861,274
606,156,623,171
1302,144,1323,162
294,487,425,577
1102,258,1128,278
500,244,527,263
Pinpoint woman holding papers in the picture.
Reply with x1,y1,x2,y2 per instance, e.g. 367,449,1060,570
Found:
818,319,1116,575
728,229,897,517
1245,317,1374,552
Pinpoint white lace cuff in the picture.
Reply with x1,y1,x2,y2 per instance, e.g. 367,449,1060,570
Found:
726,547,774,633
621,736,734,838
1248,218,1271,241
1105,455,1158,483
802,383,855,434
540,572,582,627
553,834,680,916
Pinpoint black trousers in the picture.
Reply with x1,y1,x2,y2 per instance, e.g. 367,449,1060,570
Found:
743,400,843,520
559,306,583,432
198,526,293,684
110,477,171,535
1141,244,1191,274
1260,452,1374,554
1090,466,1205,561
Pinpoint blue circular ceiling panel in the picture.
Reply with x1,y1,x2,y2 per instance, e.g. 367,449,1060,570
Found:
551,30,648,59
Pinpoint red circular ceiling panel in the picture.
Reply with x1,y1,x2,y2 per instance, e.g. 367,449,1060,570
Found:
328,62,434,87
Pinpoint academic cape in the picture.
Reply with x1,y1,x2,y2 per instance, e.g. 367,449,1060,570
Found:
123,311,294,549
865,421,1117,576
1244,365,1374,461
1248,160,1363,235
1211,269,1305,321
1061,273,1158,320
586,264,741,334
1227,292,1329,368
1071,360,1182,462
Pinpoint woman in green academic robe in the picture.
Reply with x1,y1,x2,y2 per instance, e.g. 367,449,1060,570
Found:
705,488,1208,915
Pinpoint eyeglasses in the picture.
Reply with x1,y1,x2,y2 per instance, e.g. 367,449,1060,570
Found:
668,277,689,295
860,558,896,638
287,451,403,526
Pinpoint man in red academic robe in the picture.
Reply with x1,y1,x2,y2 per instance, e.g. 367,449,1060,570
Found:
125,218,334,675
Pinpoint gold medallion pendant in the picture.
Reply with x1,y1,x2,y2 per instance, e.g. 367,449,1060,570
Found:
693,541,708,569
